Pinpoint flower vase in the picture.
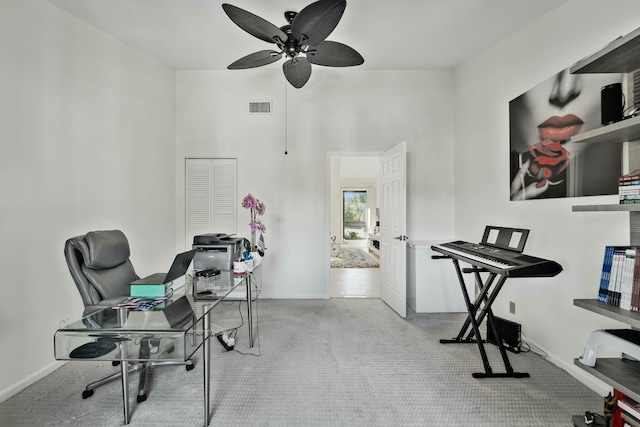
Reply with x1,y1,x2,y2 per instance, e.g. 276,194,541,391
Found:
251,230,256,251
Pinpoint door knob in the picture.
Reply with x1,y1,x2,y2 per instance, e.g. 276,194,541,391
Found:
394,235,408,241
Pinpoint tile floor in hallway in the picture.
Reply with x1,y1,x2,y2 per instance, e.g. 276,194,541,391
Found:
330,266,380,298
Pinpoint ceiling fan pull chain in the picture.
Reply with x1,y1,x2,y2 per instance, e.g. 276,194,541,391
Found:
284,82,288,155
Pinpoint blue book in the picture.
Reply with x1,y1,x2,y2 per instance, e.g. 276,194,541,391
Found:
599,246,615,303
619,179,640,186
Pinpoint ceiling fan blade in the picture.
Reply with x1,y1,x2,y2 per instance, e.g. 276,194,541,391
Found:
228,50,283,69
307,41,363,67
222,3,288,44
291,0,346,46
283,58,312,88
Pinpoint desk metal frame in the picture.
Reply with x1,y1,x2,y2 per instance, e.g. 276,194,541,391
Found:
55,270,257,426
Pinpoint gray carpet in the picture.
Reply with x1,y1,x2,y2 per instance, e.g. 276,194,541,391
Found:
331,248,379,268
0,299,600,426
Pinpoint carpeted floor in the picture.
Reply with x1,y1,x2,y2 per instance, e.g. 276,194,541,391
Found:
331,247,379,268
0,299,600,426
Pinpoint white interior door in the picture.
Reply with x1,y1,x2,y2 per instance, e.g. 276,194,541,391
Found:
379,141,407,317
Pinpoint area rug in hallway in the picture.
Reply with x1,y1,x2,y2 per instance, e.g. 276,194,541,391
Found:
331,247,379,268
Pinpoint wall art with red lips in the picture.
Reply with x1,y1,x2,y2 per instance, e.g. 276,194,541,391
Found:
509,67,624,201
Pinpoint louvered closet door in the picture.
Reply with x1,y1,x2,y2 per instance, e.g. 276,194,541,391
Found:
185,158,237,248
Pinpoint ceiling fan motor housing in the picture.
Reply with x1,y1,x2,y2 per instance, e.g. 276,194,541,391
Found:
278,24,302,58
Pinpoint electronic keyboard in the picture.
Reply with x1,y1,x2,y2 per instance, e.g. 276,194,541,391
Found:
431,240,562,277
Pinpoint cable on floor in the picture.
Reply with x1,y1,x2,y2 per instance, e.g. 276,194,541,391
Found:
520,332,548,358
218,271,261,357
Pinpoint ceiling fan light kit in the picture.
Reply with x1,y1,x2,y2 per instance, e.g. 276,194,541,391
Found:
222,0,364,88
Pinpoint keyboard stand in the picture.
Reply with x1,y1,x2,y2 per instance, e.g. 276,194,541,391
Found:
436,256,529,379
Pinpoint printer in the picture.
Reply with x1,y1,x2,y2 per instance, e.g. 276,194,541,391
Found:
192,233,243,271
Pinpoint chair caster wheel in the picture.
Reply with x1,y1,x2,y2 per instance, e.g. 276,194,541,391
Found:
186,363,195,371
137,393,147,403
167,345,175,354
112,361,120,366
82,389,94,399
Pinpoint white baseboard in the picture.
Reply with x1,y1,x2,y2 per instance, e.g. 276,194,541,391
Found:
258,293,330,299
526,337,611,397
0,361,65,404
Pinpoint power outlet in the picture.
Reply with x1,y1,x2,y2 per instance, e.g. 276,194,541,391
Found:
509,301,516,315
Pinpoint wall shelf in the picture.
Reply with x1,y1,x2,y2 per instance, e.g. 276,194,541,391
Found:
573,299,640,402
571,115,640,145
569,25,640,245
574,299,640,329
570,24,640,420
571,26,640,74
572,204,640,212
573,358,640,403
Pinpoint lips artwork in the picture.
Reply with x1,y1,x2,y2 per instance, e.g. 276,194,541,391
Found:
510,68,623,200
525,114,584,188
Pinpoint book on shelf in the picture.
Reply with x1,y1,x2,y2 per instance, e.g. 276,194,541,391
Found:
619,396,640,421
618,249,633,308
621,410,640,427
633,249,640,311
620,170,640,183
620,187,640,195
599,246,615,303
621,249,636,310
608,248,625,306
615,389,630,427
619,170,640,204
598,246,640,309
621,198,640,204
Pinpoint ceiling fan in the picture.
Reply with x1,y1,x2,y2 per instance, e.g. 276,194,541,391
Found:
222,0,364,88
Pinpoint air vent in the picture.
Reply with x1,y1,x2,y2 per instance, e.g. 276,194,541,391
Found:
249,101,272,114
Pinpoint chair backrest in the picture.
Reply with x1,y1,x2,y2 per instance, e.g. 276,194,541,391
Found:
64,230,139,307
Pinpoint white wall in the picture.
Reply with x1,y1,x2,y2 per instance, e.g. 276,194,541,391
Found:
176,69,456,298
0,0,176,399
454,0,640,393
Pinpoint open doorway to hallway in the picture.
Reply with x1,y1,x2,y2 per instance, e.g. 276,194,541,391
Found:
329,155,380,298
331,263,380,298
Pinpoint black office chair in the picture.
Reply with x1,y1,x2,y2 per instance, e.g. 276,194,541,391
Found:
64,230,194,402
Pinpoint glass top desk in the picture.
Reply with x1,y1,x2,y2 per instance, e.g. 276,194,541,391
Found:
54,267,259,426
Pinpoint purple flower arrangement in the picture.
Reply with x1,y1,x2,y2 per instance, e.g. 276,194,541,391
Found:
242,193,266,233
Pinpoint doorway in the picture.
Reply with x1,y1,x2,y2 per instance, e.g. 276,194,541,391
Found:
329,155,380,298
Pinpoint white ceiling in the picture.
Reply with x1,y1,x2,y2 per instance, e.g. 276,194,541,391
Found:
46,0,570,70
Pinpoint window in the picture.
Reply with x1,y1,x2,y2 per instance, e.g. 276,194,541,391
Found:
343,190,368,240
185,158,237,248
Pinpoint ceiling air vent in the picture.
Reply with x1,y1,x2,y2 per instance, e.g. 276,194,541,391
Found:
249,101,272,114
